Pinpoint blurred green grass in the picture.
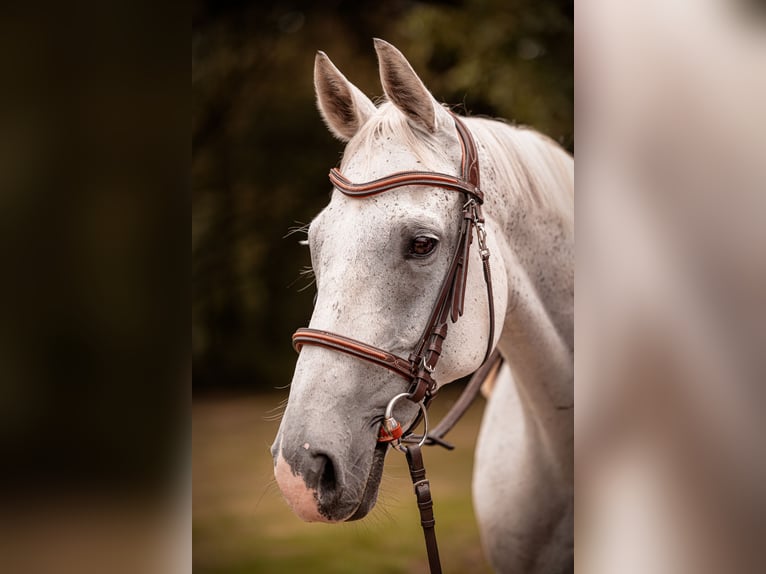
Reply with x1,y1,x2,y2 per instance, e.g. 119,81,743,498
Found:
193,385,492,573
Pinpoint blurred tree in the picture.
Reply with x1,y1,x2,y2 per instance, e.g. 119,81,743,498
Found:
192,0,572,392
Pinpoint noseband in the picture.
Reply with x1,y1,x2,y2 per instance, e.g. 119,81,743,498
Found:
290,113,498,574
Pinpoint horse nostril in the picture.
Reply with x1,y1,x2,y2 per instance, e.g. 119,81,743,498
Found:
314,452,338,493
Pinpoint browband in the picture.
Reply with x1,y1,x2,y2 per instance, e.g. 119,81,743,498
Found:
328,170,483,203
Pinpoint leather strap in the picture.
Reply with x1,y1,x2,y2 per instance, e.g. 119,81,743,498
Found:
454,110,480,190
399,354,503,574
328,169,483,203
480,238,495,362
292,328,413,381
405,445,442,574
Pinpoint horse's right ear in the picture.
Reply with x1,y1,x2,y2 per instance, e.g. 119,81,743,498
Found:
314,51,376,142
374,38,446,134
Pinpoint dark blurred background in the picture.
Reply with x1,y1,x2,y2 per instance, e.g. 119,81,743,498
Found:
192,0,573,393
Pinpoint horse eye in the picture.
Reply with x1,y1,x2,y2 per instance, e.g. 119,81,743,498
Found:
409,236,438,257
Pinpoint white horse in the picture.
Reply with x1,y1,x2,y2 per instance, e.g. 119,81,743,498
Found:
271,39,573,573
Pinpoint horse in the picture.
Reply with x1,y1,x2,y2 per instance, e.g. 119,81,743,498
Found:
270,39,573,573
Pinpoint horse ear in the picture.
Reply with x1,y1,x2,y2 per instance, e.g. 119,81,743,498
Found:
314,51,376,142
374,38,445,133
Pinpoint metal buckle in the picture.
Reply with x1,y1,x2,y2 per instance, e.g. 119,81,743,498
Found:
412,478,430,494
471,204,490,260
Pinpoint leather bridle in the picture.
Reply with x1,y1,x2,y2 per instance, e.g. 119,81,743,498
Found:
293,113,495,405
291,113,498,574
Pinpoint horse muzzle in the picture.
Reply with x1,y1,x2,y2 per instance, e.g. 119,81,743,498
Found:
272,434,384,523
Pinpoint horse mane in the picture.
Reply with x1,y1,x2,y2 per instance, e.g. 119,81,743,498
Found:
341,102,573,225
341,102,449,171
465,116,573,225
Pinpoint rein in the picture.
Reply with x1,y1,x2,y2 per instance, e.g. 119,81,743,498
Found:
292,113,500,574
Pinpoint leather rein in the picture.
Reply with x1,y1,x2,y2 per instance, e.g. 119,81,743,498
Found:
291,113,501,574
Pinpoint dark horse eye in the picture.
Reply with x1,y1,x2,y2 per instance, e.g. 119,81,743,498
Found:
409,236,438,257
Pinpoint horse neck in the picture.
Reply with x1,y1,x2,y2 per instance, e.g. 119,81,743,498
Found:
476,118,574,450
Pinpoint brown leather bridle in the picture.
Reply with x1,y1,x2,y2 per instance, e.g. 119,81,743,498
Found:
290,113,499,574
292,113,495,407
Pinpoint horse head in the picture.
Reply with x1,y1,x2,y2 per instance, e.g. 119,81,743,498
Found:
270,39,507,523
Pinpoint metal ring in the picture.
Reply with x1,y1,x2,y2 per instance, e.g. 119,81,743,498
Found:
384,392,411,420
414,401,429,448
383,393,428,452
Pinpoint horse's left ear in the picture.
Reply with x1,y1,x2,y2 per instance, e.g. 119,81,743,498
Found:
374,38,449,134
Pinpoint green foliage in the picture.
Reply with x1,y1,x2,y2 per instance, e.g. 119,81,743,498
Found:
192,0,572,391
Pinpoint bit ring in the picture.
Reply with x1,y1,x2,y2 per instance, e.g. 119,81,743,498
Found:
383,393,429,452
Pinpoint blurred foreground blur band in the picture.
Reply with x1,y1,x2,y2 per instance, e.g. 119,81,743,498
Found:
577,1,766,573
0,0,187,572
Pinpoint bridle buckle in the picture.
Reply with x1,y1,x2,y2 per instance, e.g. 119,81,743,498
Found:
472,205,490,260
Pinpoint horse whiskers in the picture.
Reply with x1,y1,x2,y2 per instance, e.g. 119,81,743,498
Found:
339,460,369,483
354,500,395,529
284,222,315,289
287,265,316,291
296,266,316,292
264,398,288,411
253,478,280,514
262,400,288,422
368,483,401,525
283,221,310,240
